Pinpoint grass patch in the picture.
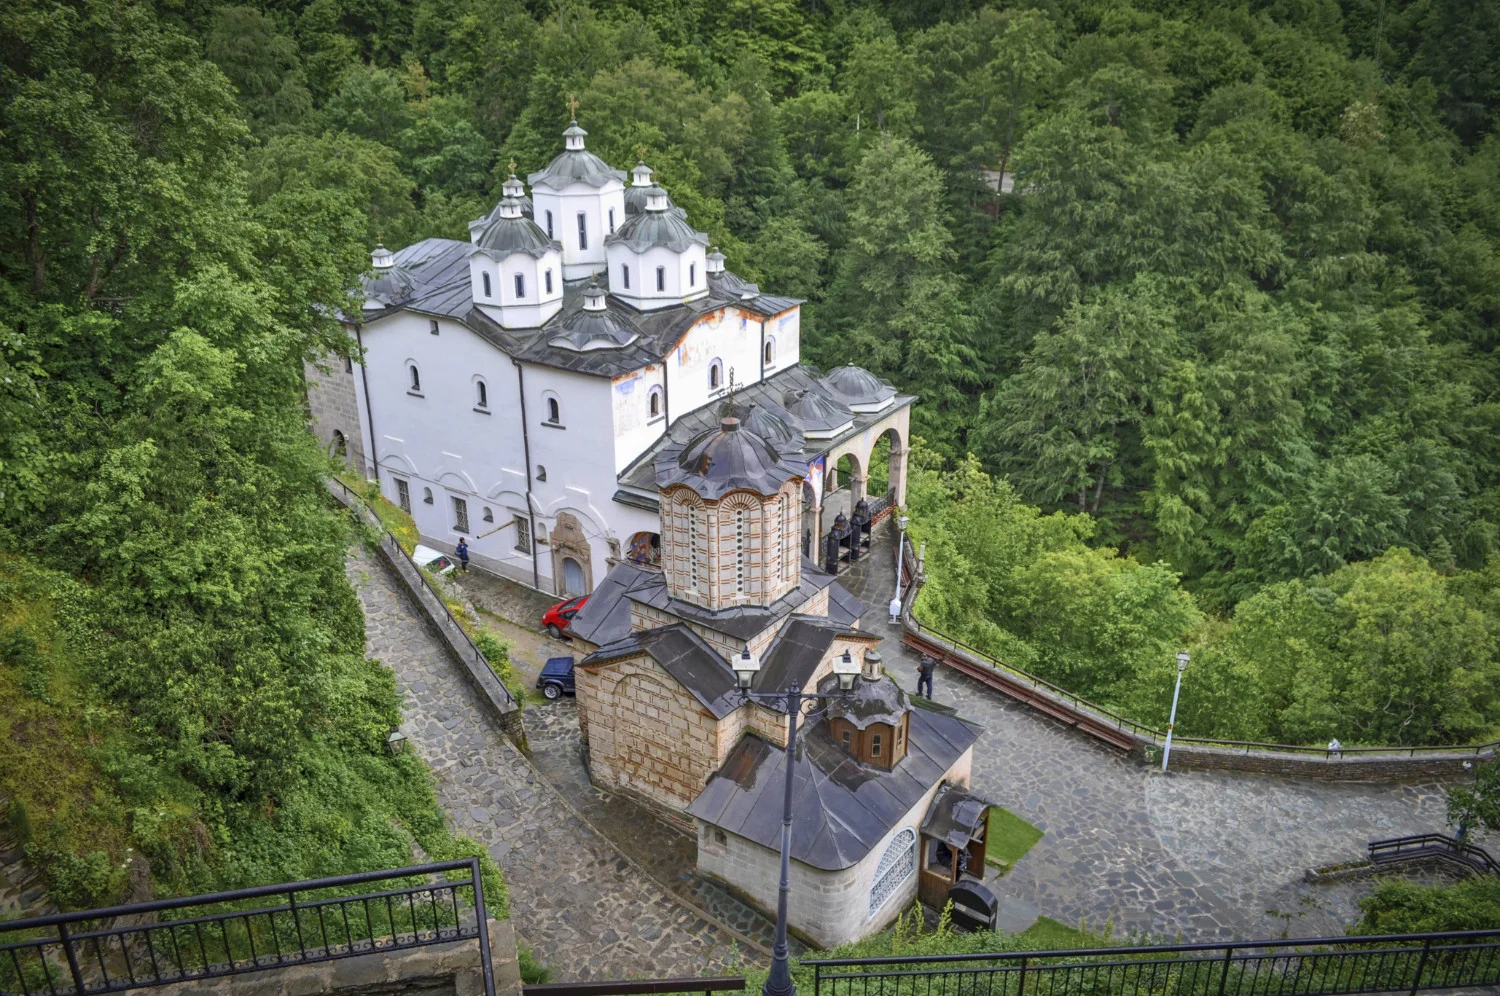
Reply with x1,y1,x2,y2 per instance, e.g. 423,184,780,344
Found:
342,475,419,554
1015,916,1091,948
986,806,1044,871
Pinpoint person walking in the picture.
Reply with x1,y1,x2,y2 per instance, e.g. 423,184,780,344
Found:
456,537,470,573
916,655,935,699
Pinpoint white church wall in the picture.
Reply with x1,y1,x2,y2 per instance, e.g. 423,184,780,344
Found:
666,306,767,420
611,363,667,473
357,311,545,586
764,307,800,374
534,183,624,280
695,747,972,948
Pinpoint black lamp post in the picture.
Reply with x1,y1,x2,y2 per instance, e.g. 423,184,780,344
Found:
732,646,861,996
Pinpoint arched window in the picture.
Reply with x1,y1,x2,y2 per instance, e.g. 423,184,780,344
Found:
536,464,547,482
545,210,554,238
514,273,525,298
476,380,488,408
576,212,588,250
545,269,554,294
689,262,696,287
869,829,917,919
648,386,662,418
483,506,494,523
409,365,421,392
621,264,630,289
709,359,723,390
422,486,434,505
764,337,775,365
655,266,666,292
482,272,492,298
608,207,616,233
332,430,347,456
547,397,560,424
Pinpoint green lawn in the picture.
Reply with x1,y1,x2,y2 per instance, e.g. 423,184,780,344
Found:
1014,916,1092,948
986,806,1044,870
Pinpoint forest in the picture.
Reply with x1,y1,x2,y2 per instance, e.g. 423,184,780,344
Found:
1,0,1499,912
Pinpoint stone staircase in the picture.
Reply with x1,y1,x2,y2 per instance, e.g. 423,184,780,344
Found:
0,796,53,923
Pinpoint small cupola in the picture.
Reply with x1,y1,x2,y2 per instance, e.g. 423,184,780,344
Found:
605,180,710,311
361,243,416,312
583,282,608,311
706,248,726,274
862,647,883,681
502,171,526,199
644,184,670,213
563,119,587,151
632,161,654,186
371,243,395,269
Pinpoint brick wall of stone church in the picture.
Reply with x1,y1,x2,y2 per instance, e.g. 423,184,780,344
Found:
577,655,721,811
304,351,366,473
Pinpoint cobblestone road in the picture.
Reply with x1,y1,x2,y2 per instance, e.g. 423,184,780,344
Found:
841,531,1452,941
348,547,745,981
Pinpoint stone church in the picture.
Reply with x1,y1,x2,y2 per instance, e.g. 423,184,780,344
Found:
306,118,912,598
566,409,986,948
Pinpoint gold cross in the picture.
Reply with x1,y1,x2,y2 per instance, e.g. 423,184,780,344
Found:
507,158,517,175
566,93,579,120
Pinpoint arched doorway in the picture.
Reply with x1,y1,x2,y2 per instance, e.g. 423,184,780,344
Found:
823,452,863,532
562,557,585,595
867,428,905,505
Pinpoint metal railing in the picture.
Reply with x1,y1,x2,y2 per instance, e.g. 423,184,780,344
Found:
1369,833,1500,876
0,859,495,996
328,477,516,710
525,977,746,996
902,575,1500,761
808,929,1500,996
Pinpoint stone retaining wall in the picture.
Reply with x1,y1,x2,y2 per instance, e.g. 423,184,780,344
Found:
900,573,1494,782
329,483,527,750
155,918,520,996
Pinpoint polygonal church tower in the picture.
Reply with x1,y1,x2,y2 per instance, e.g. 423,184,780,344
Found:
528,120,627,280
467,174,564,329
653,415,805,611
606,179,709,311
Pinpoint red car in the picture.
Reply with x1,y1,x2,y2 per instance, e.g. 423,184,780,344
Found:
542,595,587,639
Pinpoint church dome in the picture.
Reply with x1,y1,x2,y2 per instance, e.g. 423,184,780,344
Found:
783,386,854,439
361,244,415,311
472,196,557,259
548,283,640,352
656,416,807,499
607,184,709,254
710,268,761,302
742,404,801,451
822,671,908,730
819,365,897,411
528,121,627,190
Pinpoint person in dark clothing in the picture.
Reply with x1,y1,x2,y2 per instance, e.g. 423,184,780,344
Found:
916,655,935,698
456,538,470,572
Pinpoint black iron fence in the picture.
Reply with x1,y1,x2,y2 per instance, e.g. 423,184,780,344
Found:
808,930,1500,996
1369,833,1500,877
525,977,746,996
0,859,495,996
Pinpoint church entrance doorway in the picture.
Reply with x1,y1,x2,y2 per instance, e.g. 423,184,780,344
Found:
563,557,585,595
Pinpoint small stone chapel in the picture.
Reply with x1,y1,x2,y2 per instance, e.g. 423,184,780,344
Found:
567,410,989,947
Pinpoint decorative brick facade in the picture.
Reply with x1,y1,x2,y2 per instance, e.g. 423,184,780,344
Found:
661,480,802,611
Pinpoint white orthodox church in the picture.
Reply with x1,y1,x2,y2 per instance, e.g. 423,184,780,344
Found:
305,120,913,597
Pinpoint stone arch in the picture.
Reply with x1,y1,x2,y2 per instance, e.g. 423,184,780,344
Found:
549,510,597,596
720,492,764,604
868,426,906,506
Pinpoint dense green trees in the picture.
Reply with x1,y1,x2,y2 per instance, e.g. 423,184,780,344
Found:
0,0,498,909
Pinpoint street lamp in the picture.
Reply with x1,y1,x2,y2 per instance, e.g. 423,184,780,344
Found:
1161,651,1190,773
889,512,911,623
731,647,859,996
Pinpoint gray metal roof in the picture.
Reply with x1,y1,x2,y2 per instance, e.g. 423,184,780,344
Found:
547,290,640,351
655,417,807,499
827,674,909,730
565,562,655,646
820,365,898,409
752,616,877,704
921,784,999,850
360,237,804,380
473,211,558,260
616,364,917,499
686,690,982,870
621,557,858,641
605,197,709,254
580,624,742,719
783,385,853,435
528,145,626,190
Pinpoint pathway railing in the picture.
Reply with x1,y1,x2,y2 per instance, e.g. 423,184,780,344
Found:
525,978,746,996
808,929,1500,996
1369,833,1500,876
0,859,495,996
898,564,1499,764
328,477,517,713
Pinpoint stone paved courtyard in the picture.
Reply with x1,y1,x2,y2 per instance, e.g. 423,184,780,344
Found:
348,546,747,981
839,529,1453,941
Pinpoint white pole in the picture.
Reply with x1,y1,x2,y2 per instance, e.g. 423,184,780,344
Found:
1162,652,1189,772
890,514,909,623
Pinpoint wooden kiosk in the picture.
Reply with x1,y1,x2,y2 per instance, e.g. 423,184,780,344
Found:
918,785,1001,930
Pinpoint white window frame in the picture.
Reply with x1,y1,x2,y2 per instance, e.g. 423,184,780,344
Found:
514,515,532,552
395,478,411,513
452,496,470,534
